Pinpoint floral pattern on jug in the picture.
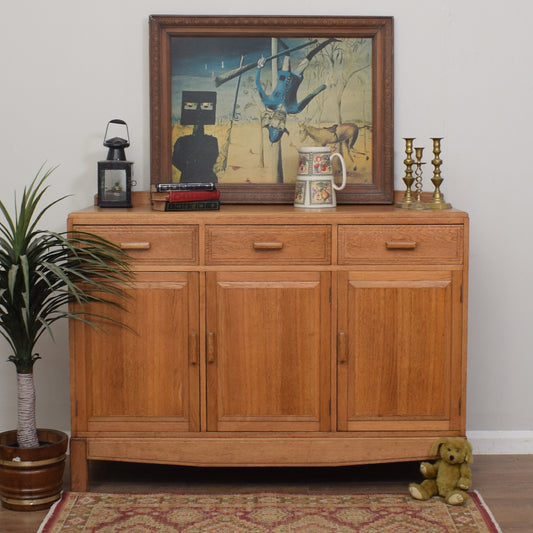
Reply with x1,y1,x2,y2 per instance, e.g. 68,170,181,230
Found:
311,154,332,175
294,181,306,204
297,154,310,175
294,146,346,208
297,150,333,176
310,180,333,204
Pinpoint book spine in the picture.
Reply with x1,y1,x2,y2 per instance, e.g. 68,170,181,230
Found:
151,199,166,211
167,190,221,202
151,192,171,201
152,182,216,192
165,200,220,211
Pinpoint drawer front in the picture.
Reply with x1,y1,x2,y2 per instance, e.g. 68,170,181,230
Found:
75,225,198,265
206,225,331,265
338,225,463,264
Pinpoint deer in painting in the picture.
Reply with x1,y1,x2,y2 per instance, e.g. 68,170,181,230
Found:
299,122,370,169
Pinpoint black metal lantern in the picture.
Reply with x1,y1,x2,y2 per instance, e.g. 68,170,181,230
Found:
97,119,133,207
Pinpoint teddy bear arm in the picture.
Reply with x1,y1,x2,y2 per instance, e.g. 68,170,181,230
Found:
420,461,439,479
457,463,472,490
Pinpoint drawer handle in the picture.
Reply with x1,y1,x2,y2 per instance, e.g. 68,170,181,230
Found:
253,242,284,250
119,242,151,250
385,241,417,250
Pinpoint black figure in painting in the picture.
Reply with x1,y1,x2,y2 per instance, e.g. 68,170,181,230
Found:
172,90,219,183
256,38,339,143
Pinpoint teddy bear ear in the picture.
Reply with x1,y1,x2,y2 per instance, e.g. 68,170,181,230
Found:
429,437,448,456
464,440,474,464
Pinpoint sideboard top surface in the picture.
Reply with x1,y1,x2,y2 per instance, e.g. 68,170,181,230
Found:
69,197,468,227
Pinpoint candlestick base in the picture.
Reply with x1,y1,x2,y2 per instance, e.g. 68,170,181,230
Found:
427,198,452,210
427,182,452,210
395,188,415,209
408,198,428,211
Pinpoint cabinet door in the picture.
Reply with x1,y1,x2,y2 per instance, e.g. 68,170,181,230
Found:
206,271,331,432
71,271,200,433
337,270,464,432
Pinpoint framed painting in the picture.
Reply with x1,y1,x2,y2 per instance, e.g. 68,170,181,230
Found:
149,15,394,204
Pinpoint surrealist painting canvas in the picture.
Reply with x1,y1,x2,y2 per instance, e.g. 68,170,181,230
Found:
170,36,372,186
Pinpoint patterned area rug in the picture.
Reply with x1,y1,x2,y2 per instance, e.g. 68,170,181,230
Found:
38,491,502,532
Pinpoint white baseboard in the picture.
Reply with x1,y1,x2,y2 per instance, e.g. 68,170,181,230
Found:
467,431,533,454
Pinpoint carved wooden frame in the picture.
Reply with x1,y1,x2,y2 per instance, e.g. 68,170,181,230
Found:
149,15,394,204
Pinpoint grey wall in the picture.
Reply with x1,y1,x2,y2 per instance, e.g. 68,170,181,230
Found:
0,1,531,448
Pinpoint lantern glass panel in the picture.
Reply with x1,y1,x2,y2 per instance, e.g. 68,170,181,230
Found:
97,160,132,207
103,169,127,203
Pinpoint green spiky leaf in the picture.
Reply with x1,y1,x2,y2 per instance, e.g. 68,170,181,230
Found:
0,166,133,373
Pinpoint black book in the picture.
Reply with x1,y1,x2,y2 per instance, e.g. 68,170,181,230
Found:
153,182,217,192
164,200,221,211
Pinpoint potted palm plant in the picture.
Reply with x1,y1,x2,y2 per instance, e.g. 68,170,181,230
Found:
0,167,132,511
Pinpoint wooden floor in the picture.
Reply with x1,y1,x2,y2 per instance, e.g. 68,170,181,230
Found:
1,454,532,532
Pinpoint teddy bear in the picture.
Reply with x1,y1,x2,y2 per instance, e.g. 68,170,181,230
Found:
409,437,473,505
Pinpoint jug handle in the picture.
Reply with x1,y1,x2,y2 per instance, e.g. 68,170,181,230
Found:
330,153,347,191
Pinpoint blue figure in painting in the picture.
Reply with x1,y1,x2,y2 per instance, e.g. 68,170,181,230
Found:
256,38,339,143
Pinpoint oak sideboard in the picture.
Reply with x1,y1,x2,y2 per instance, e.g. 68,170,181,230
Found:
68,198,468,491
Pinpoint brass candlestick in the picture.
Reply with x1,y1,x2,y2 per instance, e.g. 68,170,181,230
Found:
395,138,416,209
408,146,428,210
427,137,451,210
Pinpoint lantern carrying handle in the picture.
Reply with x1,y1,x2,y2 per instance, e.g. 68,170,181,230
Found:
103,119,130,146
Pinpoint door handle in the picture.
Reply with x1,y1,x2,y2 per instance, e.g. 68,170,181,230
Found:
207,332,216,364
189,333,199,365
338,331,347,364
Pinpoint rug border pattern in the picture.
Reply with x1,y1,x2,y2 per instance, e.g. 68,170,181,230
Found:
37,489,503,533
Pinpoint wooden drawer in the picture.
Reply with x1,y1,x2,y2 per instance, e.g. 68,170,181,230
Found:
338,225,463,264
75,225,198,265
206,225,331,265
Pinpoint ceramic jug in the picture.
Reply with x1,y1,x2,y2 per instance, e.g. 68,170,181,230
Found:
294,146,346,208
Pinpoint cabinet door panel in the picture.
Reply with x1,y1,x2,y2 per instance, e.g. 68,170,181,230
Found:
338,271,463,432
72,272,200,432
206,271,331,432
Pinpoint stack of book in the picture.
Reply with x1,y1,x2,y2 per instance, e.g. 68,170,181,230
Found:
151,182,220,211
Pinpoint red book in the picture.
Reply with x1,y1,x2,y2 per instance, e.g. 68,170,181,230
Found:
167,190,220,202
